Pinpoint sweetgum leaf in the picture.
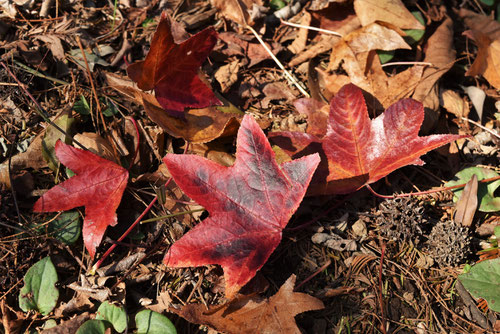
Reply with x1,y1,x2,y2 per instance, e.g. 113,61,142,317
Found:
127,12,222,118
173,275,324,334
163,115,320,298
270,84,464,195
33,141,128,258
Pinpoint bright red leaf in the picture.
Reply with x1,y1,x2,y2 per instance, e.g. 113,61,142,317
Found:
127,12,222,118
33,140,128,258
270,84,464,195
163,115,320,298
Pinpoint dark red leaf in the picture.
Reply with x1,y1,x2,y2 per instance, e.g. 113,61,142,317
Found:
127,13,222,118
163,115,320,298
33,141,128,258
270,84,464,195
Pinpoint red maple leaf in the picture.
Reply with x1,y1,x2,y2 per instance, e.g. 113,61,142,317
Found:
33,141,128,258
270,84,464,195
127,13,222,118
163,115,320,298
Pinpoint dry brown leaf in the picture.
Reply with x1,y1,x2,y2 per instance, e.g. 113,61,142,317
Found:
353,0,424,29
73,132,118,163
106,73,242,143
210,0,263,26
41,313,91,333
458,8,500,41
289,2,360,67
218,32,282,67
440,89,470,119
454,174,478,227
321,23,420,107
172,275,324,334
288,12,311,54
0,133,46,189
465,31,500,91
214,59,241,93
412,17,455,133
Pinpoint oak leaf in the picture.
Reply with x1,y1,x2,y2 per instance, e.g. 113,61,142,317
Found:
127,13,221,118
33,141,128,258
163,115,320,298
270,84,464,195
172,275,324,334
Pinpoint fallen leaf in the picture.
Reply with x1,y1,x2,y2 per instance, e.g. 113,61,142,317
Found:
440,89,469,119
288,12,311,54
106,73,242,144
464,31,500,91
33,141,128,258
214,59,241,93
127,12,221,118
353,0,424,30
454,174,478,227
172,275,324,334
458,8,500,41
412,18,455,133
73,132,118,163
163,115,320,298
321,22,421,108
218,32,283,67
270,84,463,195
210,0,263,26
41,113,75,172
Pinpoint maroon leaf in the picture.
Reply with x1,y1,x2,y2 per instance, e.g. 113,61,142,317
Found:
127,13,222,118
270,84,464,195
33,141,128,258
163,115,320,298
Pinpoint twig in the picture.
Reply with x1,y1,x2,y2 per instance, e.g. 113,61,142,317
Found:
381,61,433,68
295,259,331,290
246,25,310,97
11,60,69,85
75,36,108,133
461,117,500,140
365,175,500,199
7,135,21,226
378,243,387,334
281,20,342,36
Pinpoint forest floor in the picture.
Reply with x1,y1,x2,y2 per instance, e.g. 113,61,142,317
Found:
0,0,499,333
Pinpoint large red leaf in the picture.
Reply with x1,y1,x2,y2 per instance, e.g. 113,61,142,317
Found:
33,141,128,258
270,84,464,195
127,13,222,118
163,115,320,298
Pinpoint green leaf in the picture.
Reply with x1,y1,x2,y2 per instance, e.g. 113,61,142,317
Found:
445,167,500,212
76,320,110,334
403,11,425,45
49,211,81,244
42,114,76,171
102,98,119,117
69,49,110,72
480,0,494,6
270,0,287,10
96,302,128,333
19,257,59,315
459,258,500,312
136,310,177,334
377,50,394,64
74,95,90,115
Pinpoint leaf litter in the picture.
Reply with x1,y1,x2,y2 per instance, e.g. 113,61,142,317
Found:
0,1,499,333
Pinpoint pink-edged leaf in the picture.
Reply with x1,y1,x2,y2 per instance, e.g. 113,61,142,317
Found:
33,141,128,258
127,12,222,118
163,115,320,298
270,84,464,195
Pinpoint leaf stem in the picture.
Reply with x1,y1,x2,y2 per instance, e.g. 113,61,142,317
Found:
281,20,342,36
